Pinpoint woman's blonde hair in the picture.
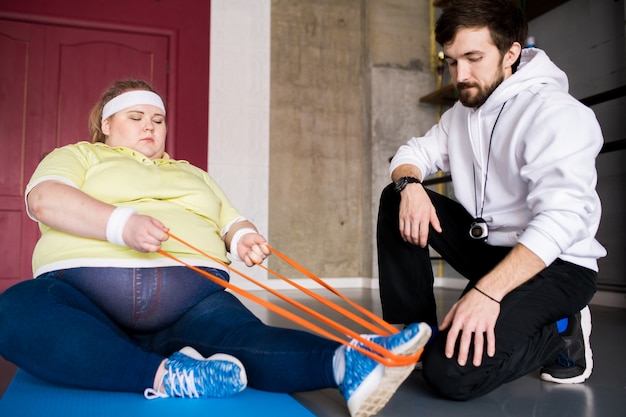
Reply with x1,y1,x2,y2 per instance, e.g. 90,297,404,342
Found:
88,79,160,143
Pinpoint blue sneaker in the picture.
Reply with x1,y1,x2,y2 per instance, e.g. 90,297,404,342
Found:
339,322,431,417
144,346,247,399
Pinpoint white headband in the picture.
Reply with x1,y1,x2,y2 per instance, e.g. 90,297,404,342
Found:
101,90,166,122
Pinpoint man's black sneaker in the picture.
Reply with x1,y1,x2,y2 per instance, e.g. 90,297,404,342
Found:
540,306,593,384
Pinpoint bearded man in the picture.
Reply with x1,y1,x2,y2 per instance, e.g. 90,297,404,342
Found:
377,0,605,400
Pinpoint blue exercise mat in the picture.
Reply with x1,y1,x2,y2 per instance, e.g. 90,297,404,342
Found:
0,370,316,417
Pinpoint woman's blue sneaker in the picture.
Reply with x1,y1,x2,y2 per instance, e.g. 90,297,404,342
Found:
339,322,431,417
144,346,247,399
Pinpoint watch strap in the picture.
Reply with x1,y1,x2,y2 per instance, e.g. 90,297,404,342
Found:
394,176,421,192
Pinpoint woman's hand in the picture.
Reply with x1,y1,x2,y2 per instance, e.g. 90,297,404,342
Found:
122,214,169,252
237,232,271,267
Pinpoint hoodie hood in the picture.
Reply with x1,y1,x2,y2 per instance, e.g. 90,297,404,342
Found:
483,48,570,111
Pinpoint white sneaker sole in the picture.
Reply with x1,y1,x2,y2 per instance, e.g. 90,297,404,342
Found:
347,323,432,417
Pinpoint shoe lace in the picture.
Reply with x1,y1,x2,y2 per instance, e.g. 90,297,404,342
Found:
165,367,201,398
555,352,577,369
143,366,201,399
144,387,166,400
372,323,421,353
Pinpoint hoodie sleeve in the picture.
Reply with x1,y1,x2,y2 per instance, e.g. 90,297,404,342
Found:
517,96,604,266
389,105,455,178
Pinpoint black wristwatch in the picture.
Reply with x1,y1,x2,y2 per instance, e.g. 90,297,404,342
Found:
394,176,421,192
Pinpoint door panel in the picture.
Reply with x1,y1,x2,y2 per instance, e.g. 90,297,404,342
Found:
42,24,168,149
0,20,45,291
0,18,170,291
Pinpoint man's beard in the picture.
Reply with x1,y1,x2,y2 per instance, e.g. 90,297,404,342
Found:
457,69,505,108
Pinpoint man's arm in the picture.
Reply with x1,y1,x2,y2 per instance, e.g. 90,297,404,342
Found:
441,243,546,366
391,164,423,183
474,243,546,302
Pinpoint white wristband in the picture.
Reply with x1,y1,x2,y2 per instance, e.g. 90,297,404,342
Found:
106,207,137,246
229,227,257,262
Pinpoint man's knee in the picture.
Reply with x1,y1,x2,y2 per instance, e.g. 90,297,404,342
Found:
421,336,498,401
422,349,475,401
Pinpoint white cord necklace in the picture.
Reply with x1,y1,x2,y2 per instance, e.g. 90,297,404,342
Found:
469,101,507,240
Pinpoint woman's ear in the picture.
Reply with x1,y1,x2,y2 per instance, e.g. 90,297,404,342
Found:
101,119,110,136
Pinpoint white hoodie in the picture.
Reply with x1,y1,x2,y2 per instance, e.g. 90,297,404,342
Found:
390,48,606,271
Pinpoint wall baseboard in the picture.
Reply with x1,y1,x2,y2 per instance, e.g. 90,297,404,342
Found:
230,275,625,309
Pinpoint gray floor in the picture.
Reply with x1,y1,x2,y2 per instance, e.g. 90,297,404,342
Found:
240,287,626,417
1,286,625,416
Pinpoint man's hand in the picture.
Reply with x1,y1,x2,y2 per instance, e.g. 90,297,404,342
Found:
439,244,546,367
440,288,500,367
398,183,442,247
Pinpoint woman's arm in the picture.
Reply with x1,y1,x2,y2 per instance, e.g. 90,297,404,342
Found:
27,180,114,240
27,180,168,252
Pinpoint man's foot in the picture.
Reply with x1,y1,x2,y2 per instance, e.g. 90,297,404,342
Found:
339,322,431,417
145,346,247,399
540,306,593,384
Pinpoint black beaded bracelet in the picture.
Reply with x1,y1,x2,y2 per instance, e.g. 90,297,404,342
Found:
473,286,500,304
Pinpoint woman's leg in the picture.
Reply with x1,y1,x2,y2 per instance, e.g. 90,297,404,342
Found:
148,289,340,393
147,286,433,417
0,276,163,392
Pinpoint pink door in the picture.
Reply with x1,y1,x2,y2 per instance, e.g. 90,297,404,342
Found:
0,18,170,291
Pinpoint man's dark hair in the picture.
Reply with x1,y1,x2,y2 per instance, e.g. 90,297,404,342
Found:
435,0,528,70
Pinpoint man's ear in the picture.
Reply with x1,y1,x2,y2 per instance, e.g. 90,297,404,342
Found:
504,42,522,69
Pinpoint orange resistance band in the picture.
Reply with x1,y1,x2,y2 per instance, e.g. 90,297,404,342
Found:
158,232,423,367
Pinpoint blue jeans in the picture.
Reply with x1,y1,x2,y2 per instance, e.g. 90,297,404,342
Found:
0,267,339,393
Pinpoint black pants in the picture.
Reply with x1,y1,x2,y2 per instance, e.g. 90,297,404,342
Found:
376,184,597,400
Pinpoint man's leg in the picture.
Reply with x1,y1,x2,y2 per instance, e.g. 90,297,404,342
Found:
422,260,597,400
377,184,438,326
376,184,510,326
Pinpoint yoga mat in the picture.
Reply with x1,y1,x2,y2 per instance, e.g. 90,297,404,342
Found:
0,370,317,417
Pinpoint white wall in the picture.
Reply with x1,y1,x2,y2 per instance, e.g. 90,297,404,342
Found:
208,0,625,308
209,0,271,287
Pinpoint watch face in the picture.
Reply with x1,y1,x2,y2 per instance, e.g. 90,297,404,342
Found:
394,178,407,192
395,176,419,192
